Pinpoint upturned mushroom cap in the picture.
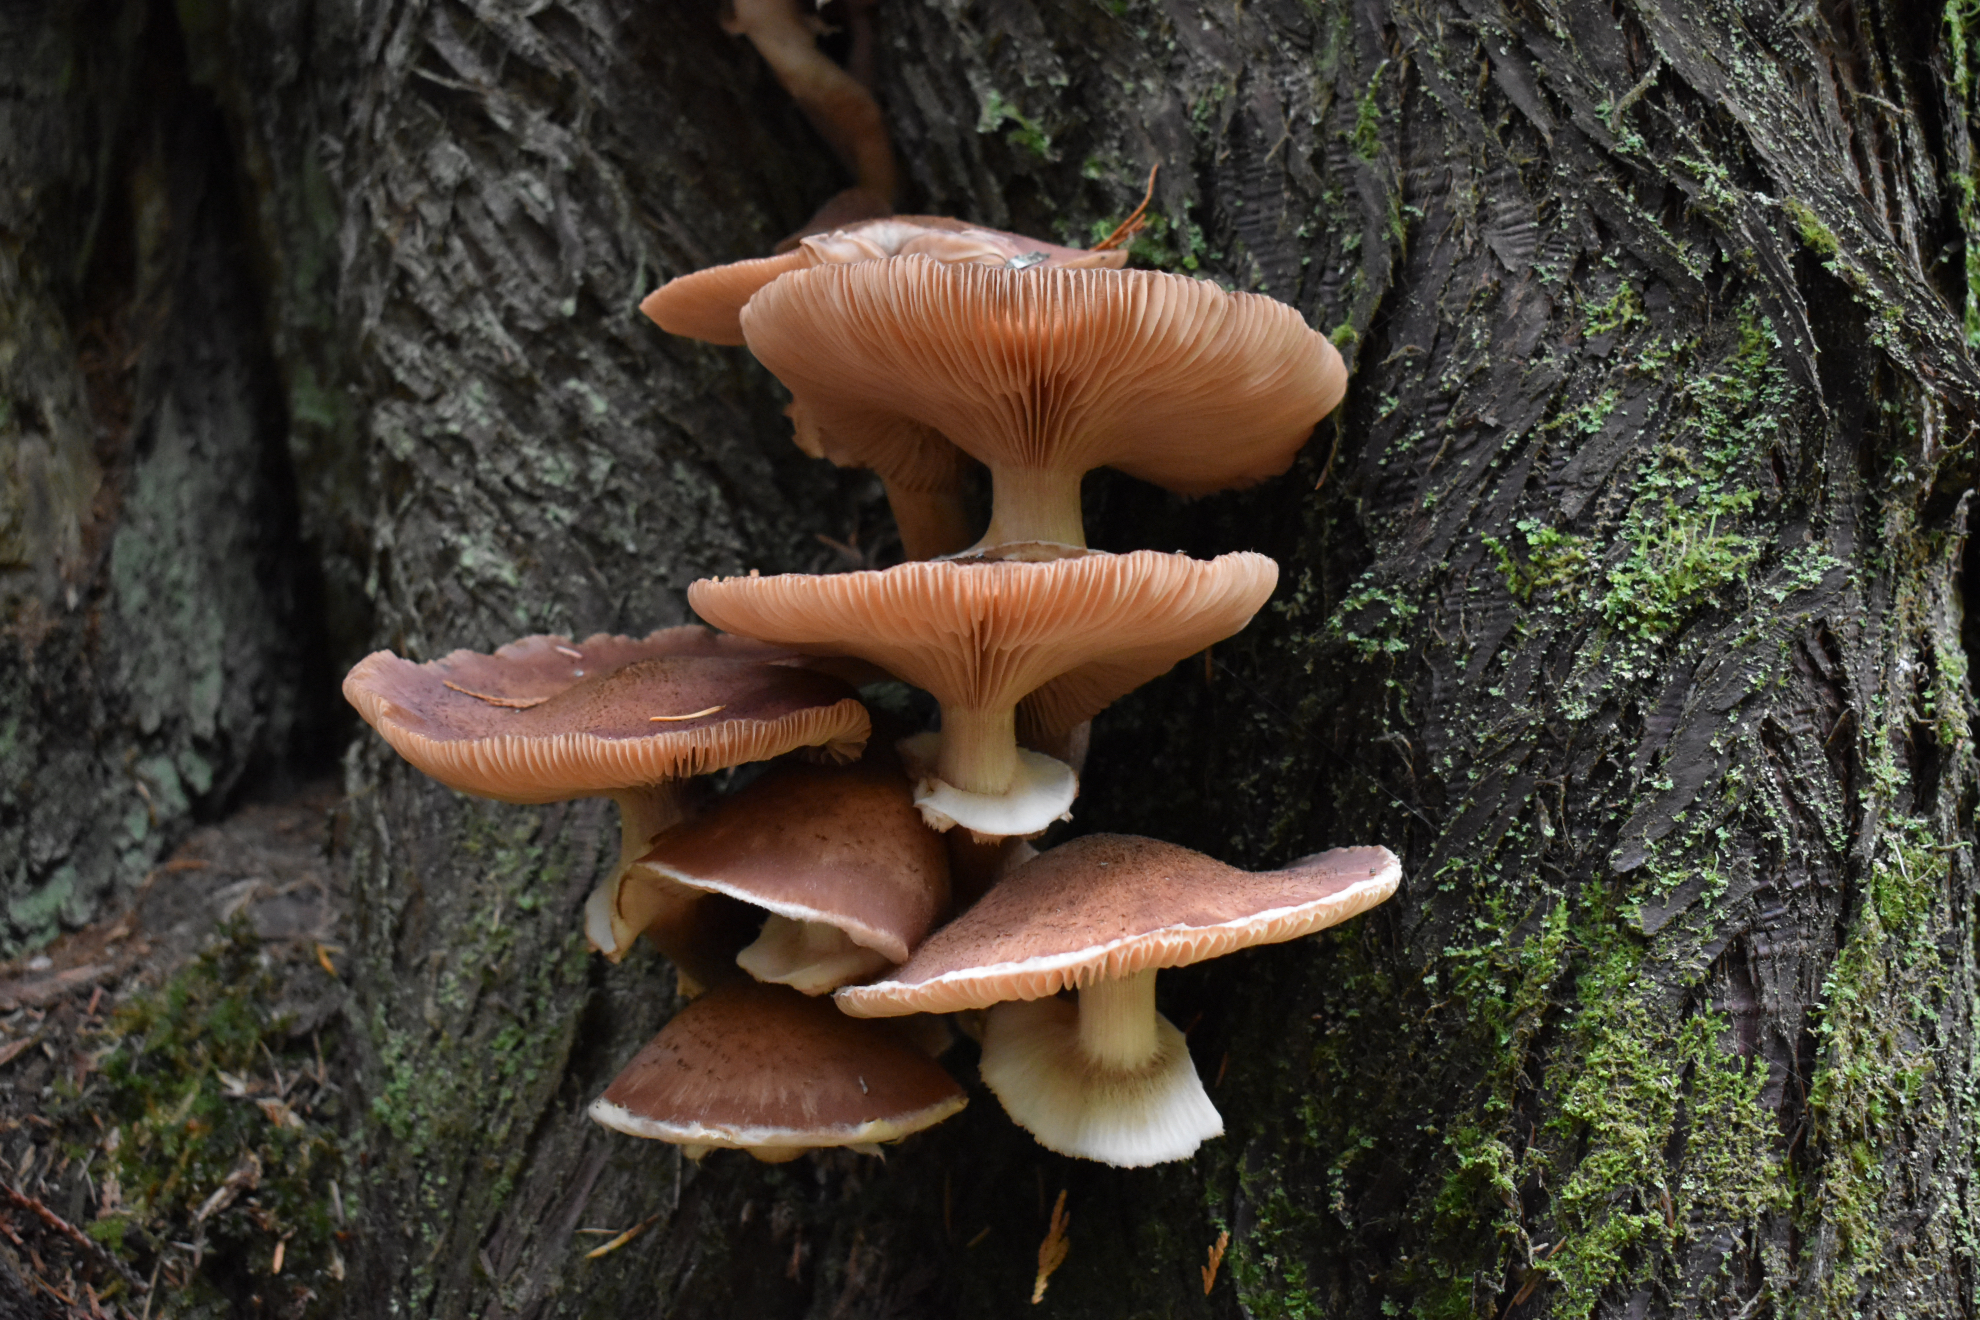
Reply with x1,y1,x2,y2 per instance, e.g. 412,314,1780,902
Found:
836,836,1401,1017
588,980,967,1160
741,256,1347,549
627,755,949,991
342,646,869,802
641,217,1126,347
689,551,1277,834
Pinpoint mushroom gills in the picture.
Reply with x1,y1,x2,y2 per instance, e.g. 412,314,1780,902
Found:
736,914,896,995
978,970,1223,1168
898,730,1076,840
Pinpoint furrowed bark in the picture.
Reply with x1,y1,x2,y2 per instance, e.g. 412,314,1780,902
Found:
22,0,1976,1317
0,0,320,956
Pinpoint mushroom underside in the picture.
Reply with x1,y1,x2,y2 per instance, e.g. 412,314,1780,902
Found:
735,913,897,994
586,1099,945,1162
977,971,1222,1167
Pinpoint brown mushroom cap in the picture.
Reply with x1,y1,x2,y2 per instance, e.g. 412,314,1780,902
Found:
741,256,1346,548
343,646,868,803
640,217,1126,347
633,755,950,966
837,836,1400,1017
588,980,967,1158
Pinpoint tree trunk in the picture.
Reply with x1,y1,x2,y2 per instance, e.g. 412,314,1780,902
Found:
7,0,1978,1315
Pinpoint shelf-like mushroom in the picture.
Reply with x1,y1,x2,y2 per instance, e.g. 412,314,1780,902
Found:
642,216,1128,346
589,980,966,1162
741,255,1346,551
689,550,1276,838
341,630,870,966
643,219,1130,559
837,835,1400,1167
622,751,949,994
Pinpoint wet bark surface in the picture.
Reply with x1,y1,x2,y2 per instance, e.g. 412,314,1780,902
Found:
4,0,1979,1316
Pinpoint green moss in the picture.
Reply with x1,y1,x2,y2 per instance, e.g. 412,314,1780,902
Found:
1581,280,1645,338
1483,520,1592,604
1597,310,1783,642
1352,61,1390,162
976,88,1051,159
1781,197,1841,258
54,922,348,1316
1329,571,1423,659
1536,924,1786,1319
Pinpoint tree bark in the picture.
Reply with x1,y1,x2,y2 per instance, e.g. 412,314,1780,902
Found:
7,0,1978,1315
0,0,322,957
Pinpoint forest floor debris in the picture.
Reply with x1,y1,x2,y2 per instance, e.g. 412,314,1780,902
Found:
0,783,351,1319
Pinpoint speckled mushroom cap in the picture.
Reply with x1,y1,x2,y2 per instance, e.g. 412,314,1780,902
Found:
689,551,1277,732
837,836,1401,1017
342,637,870,803
640,217,1126,346
587,981,967,1154
740,256,1346,546
633,755,949,965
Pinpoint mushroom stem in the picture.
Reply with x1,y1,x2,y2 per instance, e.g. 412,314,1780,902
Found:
975,465,1087,552
1075,970,1162,1071
935,706,1020,795
723,0,898,204
887,482,977,561
611,784,688,870
585,785,690,961
736,914,896,995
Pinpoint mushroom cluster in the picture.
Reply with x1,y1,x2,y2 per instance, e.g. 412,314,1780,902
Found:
340,0,1400,1172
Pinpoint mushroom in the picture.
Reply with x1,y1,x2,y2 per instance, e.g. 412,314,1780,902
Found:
620,748,949,995
641,217,1129,347
589,980,967,1162
837,835,1400,1167
641,218,1132,560
722,0,897,209
340,631,870,964
689,549,1277,838
740,255,1347,551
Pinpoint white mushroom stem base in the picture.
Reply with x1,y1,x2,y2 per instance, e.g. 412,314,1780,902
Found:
978,970,1223,1168
898,729,1076,840
736,915,896,995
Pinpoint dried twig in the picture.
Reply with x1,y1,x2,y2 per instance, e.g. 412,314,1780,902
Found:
0,1177,146,1290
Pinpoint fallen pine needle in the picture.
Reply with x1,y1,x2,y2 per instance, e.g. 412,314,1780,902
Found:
1093,163,1160,251
650,706,724,723
442,681,548,709
585,1212,662,1260
1032,1189,1070,1304
1202,1230,1229,1294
